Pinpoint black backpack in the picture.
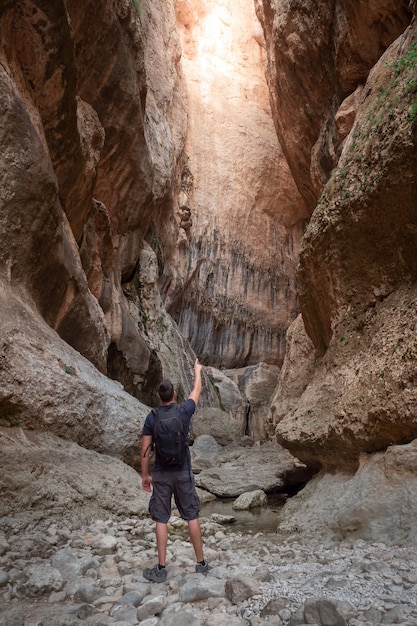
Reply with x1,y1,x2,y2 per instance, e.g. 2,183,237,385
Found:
152,403,187,467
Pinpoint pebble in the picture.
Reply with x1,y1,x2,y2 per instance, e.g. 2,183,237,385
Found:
0,516,416,625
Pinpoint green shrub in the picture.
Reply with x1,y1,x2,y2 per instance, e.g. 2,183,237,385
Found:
131,0,141,16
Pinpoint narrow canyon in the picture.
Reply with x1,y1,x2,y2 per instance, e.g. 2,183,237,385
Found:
2,0,417,623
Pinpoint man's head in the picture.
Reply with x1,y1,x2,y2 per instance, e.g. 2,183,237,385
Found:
158,379,175,403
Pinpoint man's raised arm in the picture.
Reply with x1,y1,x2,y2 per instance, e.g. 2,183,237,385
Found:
189,358,203,405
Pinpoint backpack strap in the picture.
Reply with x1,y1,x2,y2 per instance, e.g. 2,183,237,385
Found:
142,408,158,459
151,405,169,441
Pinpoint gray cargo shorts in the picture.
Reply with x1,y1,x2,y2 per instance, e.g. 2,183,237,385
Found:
149,469,200,523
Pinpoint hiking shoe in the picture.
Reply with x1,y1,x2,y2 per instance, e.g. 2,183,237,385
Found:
195,560,210,575
143,564,167,583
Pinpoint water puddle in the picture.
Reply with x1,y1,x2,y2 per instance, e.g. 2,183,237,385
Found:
200,494,286,534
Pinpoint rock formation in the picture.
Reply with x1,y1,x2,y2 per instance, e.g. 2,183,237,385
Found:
255,0,412,210
257,0,417,541
224,363,281,440
277,439,417,546
267,10,417,471
168,0,309,369
0,281,151,467
0,428,149,528
2,0,417,555
195,442,310,498
0,0,218,454
0,0,304,434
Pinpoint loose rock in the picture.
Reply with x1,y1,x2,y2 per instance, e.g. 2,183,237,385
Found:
1,514,417,625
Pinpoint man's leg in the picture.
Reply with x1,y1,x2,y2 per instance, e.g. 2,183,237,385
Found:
143,522,168,583
143,475,171,582
188,518,204,562
155,522,168,566
173,472,208,572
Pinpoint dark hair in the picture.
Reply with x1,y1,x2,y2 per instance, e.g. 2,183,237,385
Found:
158,379,175,403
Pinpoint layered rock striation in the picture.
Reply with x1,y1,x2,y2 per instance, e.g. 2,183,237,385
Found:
163,0,309,369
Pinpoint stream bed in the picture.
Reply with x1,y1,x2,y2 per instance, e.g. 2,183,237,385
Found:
199,494,286,534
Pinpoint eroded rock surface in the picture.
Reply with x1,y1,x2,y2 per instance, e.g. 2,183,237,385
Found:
2,5,417,617
195,442,310,497
277,439,417,546
0,428,148,528
166,0,309,369
0,283,148,465
255,0,412,208
271,21,417,469
0,0,207,413
225,363,281,440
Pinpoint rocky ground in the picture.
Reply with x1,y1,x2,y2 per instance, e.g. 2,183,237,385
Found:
2,427,417,625
1,513,417,626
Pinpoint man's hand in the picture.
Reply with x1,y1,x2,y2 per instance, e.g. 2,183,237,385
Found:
194,358,202,375
142,475,152,493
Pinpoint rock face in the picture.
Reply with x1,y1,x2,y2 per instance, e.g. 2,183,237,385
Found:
0,428,149,528
269,19,417,470
255,0,412,210
277,440,417,546
0,0,217,441
165,0,309,369
0,24,109,373
0,282,149,466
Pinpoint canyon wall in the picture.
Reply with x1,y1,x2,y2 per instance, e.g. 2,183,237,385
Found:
255,0,412,211
161,0,309,369
0,0,219,457
0,0,307,441
1,0,417,485
259,1,417,470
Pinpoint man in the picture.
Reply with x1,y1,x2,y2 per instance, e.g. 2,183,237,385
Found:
141,358,209,582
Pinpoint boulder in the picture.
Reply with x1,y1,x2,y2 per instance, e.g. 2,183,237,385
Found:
0,428,149,529
232,490,267,511
277,439,417,545
190,435,223,473
179,578,226,603
205,367,245,417
0,282,148,464
225,575,260,604
303,597,349,626
224,363,280,440
192,408,241,446
195,443,310,498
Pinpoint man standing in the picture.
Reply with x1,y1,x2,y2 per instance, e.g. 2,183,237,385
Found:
141,358,209,582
